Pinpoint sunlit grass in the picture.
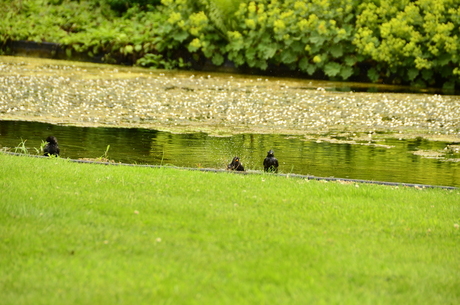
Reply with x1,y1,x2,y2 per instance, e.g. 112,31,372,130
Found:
1,153,459,305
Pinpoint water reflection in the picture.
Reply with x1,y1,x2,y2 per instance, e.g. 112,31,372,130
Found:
0,120,459,187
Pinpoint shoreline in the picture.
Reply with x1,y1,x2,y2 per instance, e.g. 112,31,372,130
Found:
2,114,460,143
3,151,458,189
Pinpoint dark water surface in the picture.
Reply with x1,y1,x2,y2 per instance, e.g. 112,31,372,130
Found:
1,120,459,187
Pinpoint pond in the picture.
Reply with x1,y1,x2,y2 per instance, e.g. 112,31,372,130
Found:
1,56,460,187
1,120,459,187
1,55,460,138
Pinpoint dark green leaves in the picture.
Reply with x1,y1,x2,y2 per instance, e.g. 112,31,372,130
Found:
2,0,460,87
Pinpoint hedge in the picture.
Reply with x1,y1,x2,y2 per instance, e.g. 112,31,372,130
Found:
1,0,459,89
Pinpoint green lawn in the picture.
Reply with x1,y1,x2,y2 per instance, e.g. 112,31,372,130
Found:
1,153,459,305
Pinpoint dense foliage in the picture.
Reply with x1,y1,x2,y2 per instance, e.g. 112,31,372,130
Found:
228,0,357,79
354,0,460,89
1,0,460,88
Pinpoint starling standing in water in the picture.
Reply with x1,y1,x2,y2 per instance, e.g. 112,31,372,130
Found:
263,150,278,173
43,136,60,157
227,156,245,171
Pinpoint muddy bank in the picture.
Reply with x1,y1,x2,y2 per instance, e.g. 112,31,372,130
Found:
1,56,459,141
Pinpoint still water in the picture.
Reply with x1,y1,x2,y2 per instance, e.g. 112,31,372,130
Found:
1,120,459,187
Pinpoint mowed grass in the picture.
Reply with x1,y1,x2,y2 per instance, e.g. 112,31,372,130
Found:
1,153,459,305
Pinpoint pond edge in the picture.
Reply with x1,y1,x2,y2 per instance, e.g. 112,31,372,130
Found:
3,151,457,190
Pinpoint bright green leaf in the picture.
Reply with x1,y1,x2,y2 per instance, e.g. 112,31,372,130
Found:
307,64,316,75
344,56,357,66
124,45,134,54
280,49,297,64
299,57,309,72
261,43,278,60
173,31,188,42
330,44,343,58
212,53,224,66
340,66,354,80
324,62,341,77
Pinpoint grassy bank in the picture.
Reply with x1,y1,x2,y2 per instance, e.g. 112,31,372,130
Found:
1,153,459,304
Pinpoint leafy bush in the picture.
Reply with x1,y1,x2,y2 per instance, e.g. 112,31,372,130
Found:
0,0,179,66
158,0,234,65
1,0,460,88
106,0,162,14
159,0,361,80
0,0,117,42
354,0,460,89
225,0,358,80
60,6,169,64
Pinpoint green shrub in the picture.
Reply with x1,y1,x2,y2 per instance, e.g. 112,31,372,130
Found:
354,0,460,89
60,6,168,64
157,0,236,65
225,0,358,80
0,0,117,42
1,0,460,88
159,0,360,79
106,0,162,14
0,0,176,66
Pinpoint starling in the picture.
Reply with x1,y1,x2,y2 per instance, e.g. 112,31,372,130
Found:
227,156,245,171
263,149,278,173
43,136,60,157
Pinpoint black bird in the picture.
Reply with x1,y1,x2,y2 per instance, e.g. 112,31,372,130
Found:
43,136,60,157
227,156,245,171
263,150,278,173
